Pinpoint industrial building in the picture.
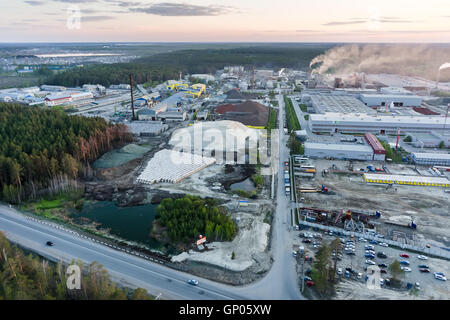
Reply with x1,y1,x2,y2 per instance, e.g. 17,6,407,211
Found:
40,85,66,92
409,131,448,148
310,95,376,114
364,133,386,161
364,173,450,188
304,142,374,161
190,74,215,82
411,152,450,166
360,94,423,107
157,110,187,122
309,113,450,134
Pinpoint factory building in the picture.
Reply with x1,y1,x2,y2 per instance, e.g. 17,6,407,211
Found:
411,152,450,166
157,110,187,122
305,142,374,161
40,85,66,92
364,133,386,161
364,173,450,188
190,74,215,82
110,84,131,90
309,113,450,134
360,94,423,107
126,121,168,137
408,131,449,148
310,95,376,114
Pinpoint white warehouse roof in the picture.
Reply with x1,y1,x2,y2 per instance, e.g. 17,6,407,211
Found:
411,152,450,160
364,173,450,187
305,142,373,153
310,113,447,126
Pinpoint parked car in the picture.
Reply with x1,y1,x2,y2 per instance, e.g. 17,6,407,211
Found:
359,238,367,242
419,268,430,273
305,280,315,287
304,276,313,282
378,263,388,268
345,271,350,278
401,267,412,272
400,253,410,258
415,282,421,290
366,260,376,265
380,269,388,274
369,240,378,245
434,273,447,281
365,245,375,250
377,252,387,259
378,242,389,247
345,267,355,274
365,250,375,255
384,279,391,286
337,268,343,275
292,251,297,257
418,264,429,269
399,260,410,266
302,239,312,244
365,254,375,259
357,273,363,279
417,255,428,260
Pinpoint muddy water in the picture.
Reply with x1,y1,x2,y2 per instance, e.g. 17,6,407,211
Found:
92,144,150,169
230,177,256,192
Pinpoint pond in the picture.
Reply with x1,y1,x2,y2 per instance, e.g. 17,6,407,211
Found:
230,177,256,192
92,144,150,169
72,201,175,252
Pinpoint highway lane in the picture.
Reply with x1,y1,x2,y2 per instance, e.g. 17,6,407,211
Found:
0,206,247,300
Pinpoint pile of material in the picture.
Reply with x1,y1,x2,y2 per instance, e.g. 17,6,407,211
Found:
137,149,216,184
216,100,269,126
413,107,440,116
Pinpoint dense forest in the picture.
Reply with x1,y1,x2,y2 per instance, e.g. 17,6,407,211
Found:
46,46,328,87
154,195,237,244
0,103,132,203
0,231,152,300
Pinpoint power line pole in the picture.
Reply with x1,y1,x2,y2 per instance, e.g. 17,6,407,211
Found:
129,74,135,121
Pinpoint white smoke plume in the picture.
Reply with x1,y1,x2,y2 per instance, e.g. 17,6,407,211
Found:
310,44,450,81
440,63,450,71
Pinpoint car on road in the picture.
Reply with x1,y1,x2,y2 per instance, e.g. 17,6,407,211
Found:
400,253,410,258
399,260,410,266
377,252,387,258
369,240,378,245
419,268,430,273
187,279,199,286
366,259,376,265
401,267,412,272
417,255,428,260
378,242,389,247
46,241,54,246
378,263,388,268
418,264,429,269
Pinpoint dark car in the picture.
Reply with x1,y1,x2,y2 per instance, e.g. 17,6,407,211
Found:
419,268,431,273
378,263,388,268
377,252,387,259
380,269,388,274
46,241,54,246
302,239,312,244
345,267,355,274
418,264,429,269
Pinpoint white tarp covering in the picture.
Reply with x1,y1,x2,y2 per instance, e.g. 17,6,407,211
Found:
137,149,216,184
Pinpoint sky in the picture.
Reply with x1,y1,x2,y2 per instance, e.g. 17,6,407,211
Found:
1,0,450,42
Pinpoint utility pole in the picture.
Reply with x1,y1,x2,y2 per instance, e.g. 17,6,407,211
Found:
129,74,135,121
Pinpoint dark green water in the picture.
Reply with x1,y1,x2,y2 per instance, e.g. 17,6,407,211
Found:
73,201,164,249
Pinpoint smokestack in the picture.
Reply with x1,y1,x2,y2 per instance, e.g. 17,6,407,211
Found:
129,74,135,121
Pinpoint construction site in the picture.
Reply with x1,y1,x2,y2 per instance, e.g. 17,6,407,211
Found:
291,158,450,248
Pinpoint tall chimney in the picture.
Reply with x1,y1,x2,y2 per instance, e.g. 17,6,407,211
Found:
129,74,135,121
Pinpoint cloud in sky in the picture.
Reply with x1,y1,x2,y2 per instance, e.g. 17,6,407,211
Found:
324,17,420,26
24,0,45,5
81,15,116,22
129,2,233,16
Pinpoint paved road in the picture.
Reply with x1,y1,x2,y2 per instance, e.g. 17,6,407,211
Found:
0,93,303,300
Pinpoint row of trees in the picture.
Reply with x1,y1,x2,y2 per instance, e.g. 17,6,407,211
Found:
45,46,328,87
154,195,237,244
283,96,301,132
0,103,132,203
0,232,152,300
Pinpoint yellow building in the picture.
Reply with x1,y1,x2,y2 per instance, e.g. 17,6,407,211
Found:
363,173,450,188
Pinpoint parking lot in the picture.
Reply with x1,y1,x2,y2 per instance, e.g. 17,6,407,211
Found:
293,230,450,299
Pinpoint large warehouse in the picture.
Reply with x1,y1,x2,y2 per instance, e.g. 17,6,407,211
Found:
364,173,450,188
411,152,450,166
364,133,386,161
304,142,373,161
309,113,450,134
310,95,376,114
360,94,423,107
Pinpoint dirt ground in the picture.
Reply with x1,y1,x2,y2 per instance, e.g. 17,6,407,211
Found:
298,159,450,247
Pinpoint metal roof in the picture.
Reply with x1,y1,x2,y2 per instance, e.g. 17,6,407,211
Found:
305,142,373,153
411,152,450,160
364,173,450,186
